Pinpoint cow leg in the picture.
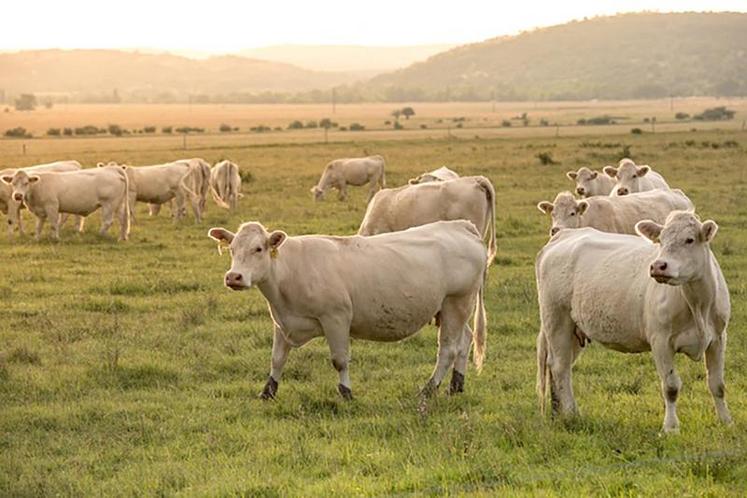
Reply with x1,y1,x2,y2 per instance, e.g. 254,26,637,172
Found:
174,192,186,222
260,325,292,400
320,314,353,400
705,335,732,425
338,182,348,201
14,205,24,236
74,216,85,233
99,203,115,236
117,201,129,241
651,339,682,433
47,207,61,241
190,194,202,223
543,312,579,417
34,214,46,240
449,324,473,394
148,203,161,216
422,297,470,398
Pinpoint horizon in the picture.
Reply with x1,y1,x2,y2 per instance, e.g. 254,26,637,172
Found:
2,3,746,54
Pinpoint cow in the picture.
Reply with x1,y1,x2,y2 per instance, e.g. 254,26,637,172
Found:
535,211,732,433
1,160,81,237
409,166,459,185
311,155,386,202
210,160,242,210
178,158,213,222
566,167,615,197
99,161,198,222
604,158,670,196
359,176,497,264
208,220,487,400
537,189,693,237
1,165,130,241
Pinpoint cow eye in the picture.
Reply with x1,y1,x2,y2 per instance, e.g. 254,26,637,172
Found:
632,174,637,178
255,247,263,253
685,238,694,244
570,212,575,216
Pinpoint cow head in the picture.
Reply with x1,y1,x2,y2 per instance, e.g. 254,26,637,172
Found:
636,211,718,286
310,185,324,201
1,170,40,203
566,167,599,197
208,222,287,290
537,192,588,236
605,159,650,196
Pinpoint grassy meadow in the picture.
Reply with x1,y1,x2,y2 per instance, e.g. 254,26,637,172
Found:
1,104,746,496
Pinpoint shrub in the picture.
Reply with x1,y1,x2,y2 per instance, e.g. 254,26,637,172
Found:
675,112,690,120
219,123,233,132
536,152,558,165
162,126,173,134
501,120,512,127
14,94,36,111
46,128,61,136
631,128,643,134
384,120,391,125
305,120,318,129
420,124,428,129
393,121,403,130
143,126,156,133
539,118,549,126
401,107,415,119
339,126,348,131
4,127,31,138
577,118,587,125
175,127,204,134
108,124,123,136
287,120,304,130
75,125,100,136
349,123,365,131
63,128,73,136
455,123,463,128
693,106,736,121
250,125,271,133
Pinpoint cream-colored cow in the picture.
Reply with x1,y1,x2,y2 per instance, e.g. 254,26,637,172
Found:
2,166,130,241
409,166,459,185
537,189,693,236
359,176,497,264
536,211,732,433
566,167,615,197
1,160,81,237
604,158,670,196
208,220,487,400
210,160,242,210
311,155,386,202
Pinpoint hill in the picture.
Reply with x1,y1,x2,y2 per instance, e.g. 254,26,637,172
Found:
0,50,362,103
367,12,747,101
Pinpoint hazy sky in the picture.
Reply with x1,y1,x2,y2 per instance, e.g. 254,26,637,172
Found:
3,0,745,52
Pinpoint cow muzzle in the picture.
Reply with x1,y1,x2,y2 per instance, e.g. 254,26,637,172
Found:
13,193,23,202
550,226,561,236
616,187,629,196
225,271,250,290
576,187,585,196
650,261,674,284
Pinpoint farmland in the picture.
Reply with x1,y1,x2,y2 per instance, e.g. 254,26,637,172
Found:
1,102,746,496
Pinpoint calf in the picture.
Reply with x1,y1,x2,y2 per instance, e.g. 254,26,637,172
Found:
208,220,487,400
311,155,386,202
604,158,669,196
566,167,614,197
536,211,732,433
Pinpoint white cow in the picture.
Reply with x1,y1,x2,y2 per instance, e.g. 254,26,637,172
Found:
409,166,459,185
311,155,386,202
566,167,615,197
179,158,212,222
536,211,732,433
359,176,497,264
210,160,242,210
99,161,198,222
1,160,81,237
2,166,130,240
208,220,487,400
537,189,693,236
604,158,670,196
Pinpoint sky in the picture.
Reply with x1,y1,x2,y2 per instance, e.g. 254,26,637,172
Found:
2,0,745,53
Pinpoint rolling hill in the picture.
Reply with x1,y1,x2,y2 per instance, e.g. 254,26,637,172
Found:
367,12,747,101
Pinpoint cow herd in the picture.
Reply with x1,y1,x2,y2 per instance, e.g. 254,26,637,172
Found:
1,152,732,434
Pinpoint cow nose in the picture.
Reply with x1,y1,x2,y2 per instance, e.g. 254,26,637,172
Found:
576,187,585,196
650,261,668,273
13,194,22,201
617,188,628,196
225,272,243,286
550,227,560,236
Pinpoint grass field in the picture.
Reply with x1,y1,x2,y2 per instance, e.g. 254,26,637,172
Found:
1,103,746,496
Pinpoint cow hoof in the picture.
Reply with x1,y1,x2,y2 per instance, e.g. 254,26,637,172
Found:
448,371,465,395
338,384,353,400
259,376,278,400
418,380,439,399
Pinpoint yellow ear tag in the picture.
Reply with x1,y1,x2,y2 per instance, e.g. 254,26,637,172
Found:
270,247,279,259
217,240,230,255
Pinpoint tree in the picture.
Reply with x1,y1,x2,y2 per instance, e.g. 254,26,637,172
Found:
391,109,402,121
14,93,36,111
401,107,415,120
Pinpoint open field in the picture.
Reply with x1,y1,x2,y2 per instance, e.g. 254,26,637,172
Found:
1,104,747,495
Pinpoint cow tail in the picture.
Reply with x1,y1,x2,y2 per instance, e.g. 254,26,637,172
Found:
179,165,200,201
472,265,487,371
209,172,230,210
118,166,131,238
380,158,387,188
537,329,549,416
476,176,497,265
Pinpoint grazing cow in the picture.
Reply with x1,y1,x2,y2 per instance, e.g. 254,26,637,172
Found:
311,155,386,202
409,166,459,184
537,189,693,236
604,158,670,196
359,176,497,264
99,161,198,222
2,166,130,240
536,211,732,433
566,167,615,197
208,220,487,400
178,158,212,222
210,160,242,210
1,161,81,237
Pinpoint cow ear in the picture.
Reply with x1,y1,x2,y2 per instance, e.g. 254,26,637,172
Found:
637,165,650,177
537,201,554,214
96,162,105,168
28,175,40,183
700,220,718,243
208,227,234,243
566,171,578,180
408,177,419,185
268,230,287,249
590,171,598,179
635,220,663,243
603,166,618,178
576,200,589,215
1,175,12,184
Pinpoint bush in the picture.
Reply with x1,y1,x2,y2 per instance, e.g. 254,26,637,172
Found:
63,128,73,136
536,152,558,165
349,123,365,131
75,125,100,136
384,120,391,125
4,127,31,138
693,106,736,121
420,124,428,129
175,127,204,134
393,121,403,130
46,128,61,136
539,119,549,126
339,126,348,131
162,126,173,134
675,112,690,120
287,120,304,130
305,120,318,129
14,94,36,111
108,124,123,136
143,126,156,133
455,123,463,128
501,120,512,127
577,118,587,125
219,123,233,132
631,128,643,134
250,125,271,133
